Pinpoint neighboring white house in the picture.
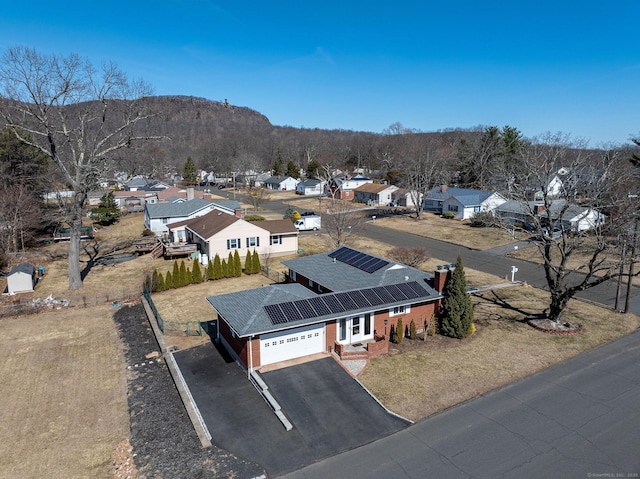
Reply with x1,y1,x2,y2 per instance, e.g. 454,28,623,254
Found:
353,183,399,206
391,188,422,208
424,186,506,220
169,209,298,260
296,178,325,196
7,263,36,294
494,199,606,232
144,198,217,236
263,175,300,191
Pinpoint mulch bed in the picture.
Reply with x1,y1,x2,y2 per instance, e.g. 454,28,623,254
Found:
112,303,266,479
527,318,583,336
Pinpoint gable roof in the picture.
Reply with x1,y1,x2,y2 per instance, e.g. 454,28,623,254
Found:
298,178,322,187
251,219,298,234
264,175,296,185
427,186,493,202
354,183,396,194
9,262,35,276
181,209,241,239
145,198,214,219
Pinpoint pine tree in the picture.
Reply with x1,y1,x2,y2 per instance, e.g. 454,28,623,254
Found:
221,259,228,278
206,259,214,281
244,252,253,275
172,261,180,287
156,272,165,292
409,319,417,340
252,250,260,274
227,252,235,277
179,260,188,287
192,260,203,283
396,317,404,344
182,156,197,185
151,269,159,292
213,254,222,280
165,271,173,289
440,255,474,339
234,250,242,277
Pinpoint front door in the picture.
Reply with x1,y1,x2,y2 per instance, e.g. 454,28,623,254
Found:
351,316,363,343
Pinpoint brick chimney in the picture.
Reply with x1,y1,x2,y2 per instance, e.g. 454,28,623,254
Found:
187,187,195,201
434,264,454,292
440,184,448,193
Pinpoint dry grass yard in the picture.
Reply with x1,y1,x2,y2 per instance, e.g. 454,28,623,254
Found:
0,306,129,479
360,285,639,422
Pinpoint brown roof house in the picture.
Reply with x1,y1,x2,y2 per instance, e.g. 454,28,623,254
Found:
353,183,399,206
168,210,298,263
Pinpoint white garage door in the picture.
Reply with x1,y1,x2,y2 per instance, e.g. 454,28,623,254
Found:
260,323,325,366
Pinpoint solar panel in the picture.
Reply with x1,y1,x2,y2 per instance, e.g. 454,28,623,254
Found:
328,246,390,274
321,294,346,313
360,288,386,306
279,302,303,322
406,281,428,297
293,299,317,319
335,292,358,310
385,284,409,301
371,286,395,303
348,290,373,308
264,304,288,324
308,296,332,316
395,282,421,300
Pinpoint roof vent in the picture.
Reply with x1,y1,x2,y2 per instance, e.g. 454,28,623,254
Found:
404,276,409,281
333,257,336,263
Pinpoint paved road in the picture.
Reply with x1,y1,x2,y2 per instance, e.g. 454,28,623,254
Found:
363,223,640,316
282,328,640,479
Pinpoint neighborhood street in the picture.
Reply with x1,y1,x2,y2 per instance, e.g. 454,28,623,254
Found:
281,328,640,479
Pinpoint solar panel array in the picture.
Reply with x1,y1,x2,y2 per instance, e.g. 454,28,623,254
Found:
264,281,428,325
328,246,389,273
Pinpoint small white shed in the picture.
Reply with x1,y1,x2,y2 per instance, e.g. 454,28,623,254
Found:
7,263,36,294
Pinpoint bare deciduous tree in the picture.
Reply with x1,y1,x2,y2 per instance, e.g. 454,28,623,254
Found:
386,246,429,268
0,46,163,289
324,199,364,248
500,132,639,323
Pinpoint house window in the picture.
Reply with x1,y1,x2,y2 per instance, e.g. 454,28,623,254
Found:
246,236,260,248
227,238,241,249
448,205,459,212
390,305,409,317
290,271,296,281
339,318,346,341
270,235,282,245
364,313,371,335
161,217,169,224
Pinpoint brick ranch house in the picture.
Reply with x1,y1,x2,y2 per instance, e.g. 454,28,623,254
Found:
206,247,454,371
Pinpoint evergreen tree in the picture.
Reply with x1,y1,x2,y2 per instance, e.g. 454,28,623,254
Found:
165,271,173,289
172,261,180,286
272,157,283,176
252,250,260,274
283,206,296,220
306,159,321,178
213,254,222,280
409,319,417,340
151,269,159,292
179,260,188,287
234,250,242,277
440,255,474,339
227,252,235,277
156,272,165,292
206,259,214,281
244,251,253,275
192,260,203,283
90,191,120,226
286,160,300,179
182,156,198,185
221,259,228,278
396,317,404,344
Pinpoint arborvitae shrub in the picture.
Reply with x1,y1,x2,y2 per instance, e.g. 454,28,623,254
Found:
252,250,260,274
213,254,222,280
409,319,417,340
396,318,403,344
244,252,253,275
234,250,242,277
206,260,214,281
192,260,203,283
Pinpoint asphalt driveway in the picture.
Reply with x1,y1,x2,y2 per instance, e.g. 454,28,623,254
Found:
174,342,409,477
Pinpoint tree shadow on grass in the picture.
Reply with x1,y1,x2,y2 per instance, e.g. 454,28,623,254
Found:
473,290,546,323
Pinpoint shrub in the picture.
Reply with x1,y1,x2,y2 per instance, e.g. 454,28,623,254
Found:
442,211,457,219
206,260,214,280
244,214,266,222
213,254,222,280
192,260,203,283
252,250,261,274
409,319,417,339
165,271,173,289
234,250,242,277
396,318,403,344
244,251,253,274
469,211,495,227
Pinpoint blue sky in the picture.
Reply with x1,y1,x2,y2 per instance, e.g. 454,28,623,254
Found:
1,0,639,146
